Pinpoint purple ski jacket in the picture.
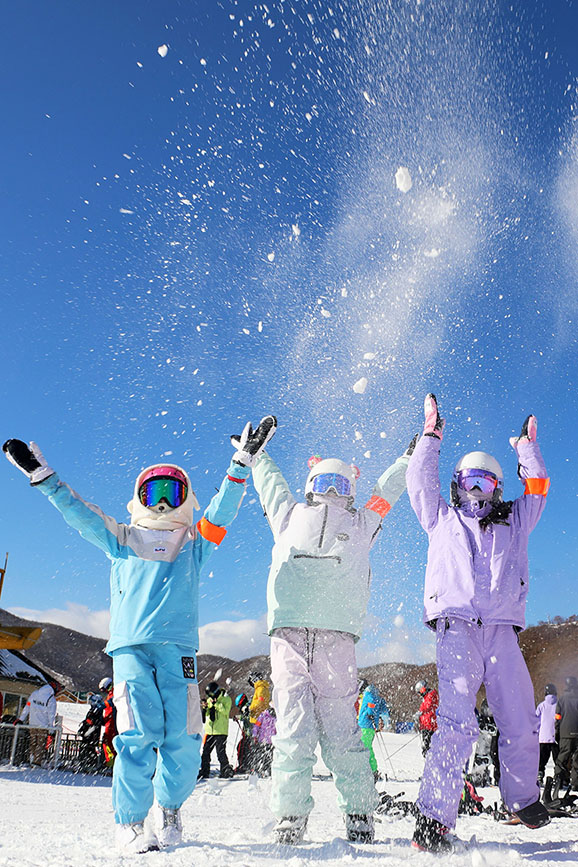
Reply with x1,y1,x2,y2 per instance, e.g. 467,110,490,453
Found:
407,435,548,629
536,694,558,743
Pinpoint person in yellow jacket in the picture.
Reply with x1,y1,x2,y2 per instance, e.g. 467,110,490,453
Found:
199,681,233,779
248,671,271,725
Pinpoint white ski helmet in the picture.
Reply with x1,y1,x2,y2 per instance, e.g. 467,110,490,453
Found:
305,457,358,501
99,677,112,692
127,463,200,530
451,451,504,506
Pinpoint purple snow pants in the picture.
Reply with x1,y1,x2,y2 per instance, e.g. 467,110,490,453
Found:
417,617,539,829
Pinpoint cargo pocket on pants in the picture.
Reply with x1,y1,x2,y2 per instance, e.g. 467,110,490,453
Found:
186,683,203,736
113,680,136,734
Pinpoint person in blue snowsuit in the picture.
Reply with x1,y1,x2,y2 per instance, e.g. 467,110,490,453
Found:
3,417,276,854
358,683,390,781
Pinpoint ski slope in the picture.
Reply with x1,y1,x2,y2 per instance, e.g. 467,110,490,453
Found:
0,730,576,866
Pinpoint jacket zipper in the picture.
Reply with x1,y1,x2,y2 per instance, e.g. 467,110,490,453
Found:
293,554,342,564
318,504,328,548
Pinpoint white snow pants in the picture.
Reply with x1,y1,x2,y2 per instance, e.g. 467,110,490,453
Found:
270,627,378,818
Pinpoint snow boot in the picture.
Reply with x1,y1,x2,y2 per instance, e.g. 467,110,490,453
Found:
513,799,550,829
345,813,375,843
154,805,182,848
219,765,234,779
411,813,453,854
115,821,159,855
274,815,308,845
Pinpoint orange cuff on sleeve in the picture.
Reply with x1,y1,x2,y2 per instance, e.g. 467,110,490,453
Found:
197,517,227,545
365,495,392,517
523,478,550,496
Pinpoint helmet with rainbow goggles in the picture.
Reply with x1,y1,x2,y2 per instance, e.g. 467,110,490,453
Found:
451,451,503,506
138,465,188,509
305,457,359,501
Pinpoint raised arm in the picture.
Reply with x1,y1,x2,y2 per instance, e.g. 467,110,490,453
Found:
251,451,297,539
509,415,549,532
364,434,417,520
406,394,446,532
3,439,125,557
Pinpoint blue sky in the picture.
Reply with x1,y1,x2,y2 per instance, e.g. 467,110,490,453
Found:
1,0,577,664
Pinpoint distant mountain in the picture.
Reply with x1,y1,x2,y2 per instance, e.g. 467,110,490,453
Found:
4,608,577,718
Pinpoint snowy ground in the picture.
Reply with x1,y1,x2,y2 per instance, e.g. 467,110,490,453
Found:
0,729,576,867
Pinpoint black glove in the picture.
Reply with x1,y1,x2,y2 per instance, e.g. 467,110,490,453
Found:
230,415,277,467
3,439,54,484
404,434,419,457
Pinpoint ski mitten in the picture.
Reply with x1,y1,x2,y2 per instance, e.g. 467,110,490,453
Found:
423,394,445,440
230,415,277,467
404,433,420,457
3,439,54,485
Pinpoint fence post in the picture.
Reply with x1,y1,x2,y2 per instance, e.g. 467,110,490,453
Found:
9,724,21,766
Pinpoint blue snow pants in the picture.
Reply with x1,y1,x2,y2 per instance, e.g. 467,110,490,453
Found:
111,643,203,824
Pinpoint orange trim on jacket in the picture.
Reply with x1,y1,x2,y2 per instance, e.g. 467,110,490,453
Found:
197,517,227,545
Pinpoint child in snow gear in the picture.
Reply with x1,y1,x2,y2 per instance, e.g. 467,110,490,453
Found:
414,681,438,756
233,693,253,773
358,683,390,781
536,683,558,785
252,706,276,777
407,395,550,852
243,423,415,844
199,681,234,778
552,676,578,798
248,671,271,723
3,416,275,854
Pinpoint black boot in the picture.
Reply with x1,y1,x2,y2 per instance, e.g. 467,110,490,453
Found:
274,816,308,845
514,799,550,829
411,813,453,853
345,813,374,843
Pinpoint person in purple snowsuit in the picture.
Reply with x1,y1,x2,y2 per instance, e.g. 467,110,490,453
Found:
407,394,551,853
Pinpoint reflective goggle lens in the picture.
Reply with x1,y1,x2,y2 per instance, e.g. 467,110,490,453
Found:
456,468,499,495
311,473,351,496
138,478,187,508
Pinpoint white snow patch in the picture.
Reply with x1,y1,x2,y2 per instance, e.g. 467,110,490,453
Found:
395,166,413,192
157,44,168,58
353,376,368,394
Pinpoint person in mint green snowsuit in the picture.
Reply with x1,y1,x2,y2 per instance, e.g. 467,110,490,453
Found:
249,434,416,843
3,417,276,854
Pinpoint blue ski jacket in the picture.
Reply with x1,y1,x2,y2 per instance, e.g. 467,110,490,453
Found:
358,685,390,730
36,461,250,653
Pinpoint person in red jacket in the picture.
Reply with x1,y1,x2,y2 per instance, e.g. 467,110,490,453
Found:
99,677,117,767
415,680,438,756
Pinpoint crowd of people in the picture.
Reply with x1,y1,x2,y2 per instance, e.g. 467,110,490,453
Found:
3,392,568,856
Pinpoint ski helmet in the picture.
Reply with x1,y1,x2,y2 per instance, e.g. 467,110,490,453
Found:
358,678,369,694
99,677,112,692
305,457,358,501
127,463,200,530
205,680,221,697
248,671,265,687
450,452,504,507
415,680,428,695
235,693,249,709
565,676,578,690
544,683,557,696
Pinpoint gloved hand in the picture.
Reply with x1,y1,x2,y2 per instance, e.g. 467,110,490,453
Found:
3,439,54,485
230,415,277,467
404,434,420,457
509,415,537,451
423,394,445,440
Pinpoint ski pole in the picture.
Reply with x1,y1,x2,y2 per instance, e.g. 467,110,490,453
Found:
385,732,420,760
376,731,397,780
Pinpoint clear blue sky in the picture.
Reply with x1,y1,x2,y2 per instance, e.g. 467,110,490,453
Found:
1,0,577,663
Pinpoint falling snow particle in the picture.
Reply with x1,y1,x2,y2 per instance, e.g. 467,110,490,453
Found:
321,308,331,318
423,248,440,258
364,450,371,459
119,208,134,215
363,352,375,360
157,45,168,58
292,224,300,237
267,252,275,262
200,58,207,66
353,377,368,394
341,287,348,297
395,166,412,192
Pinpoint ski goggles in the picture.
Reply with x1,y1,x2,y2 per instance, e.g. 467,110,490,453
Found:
456,468,500,496
138,477,187,508
310,472,352,496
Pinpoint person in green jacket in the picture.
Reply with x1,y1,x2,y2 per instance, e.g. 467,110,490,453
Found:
199,681,233,779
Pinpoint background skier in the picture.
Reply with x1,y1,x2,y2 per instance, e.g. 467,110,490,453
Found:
199,681,234,779
536,683,558,786
414,680,438,756
358,682,390,781
248,671,271,724
406,394,550,853
3,416,275,854
16,680,59,767
553,676,578,798
243,421,416,844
